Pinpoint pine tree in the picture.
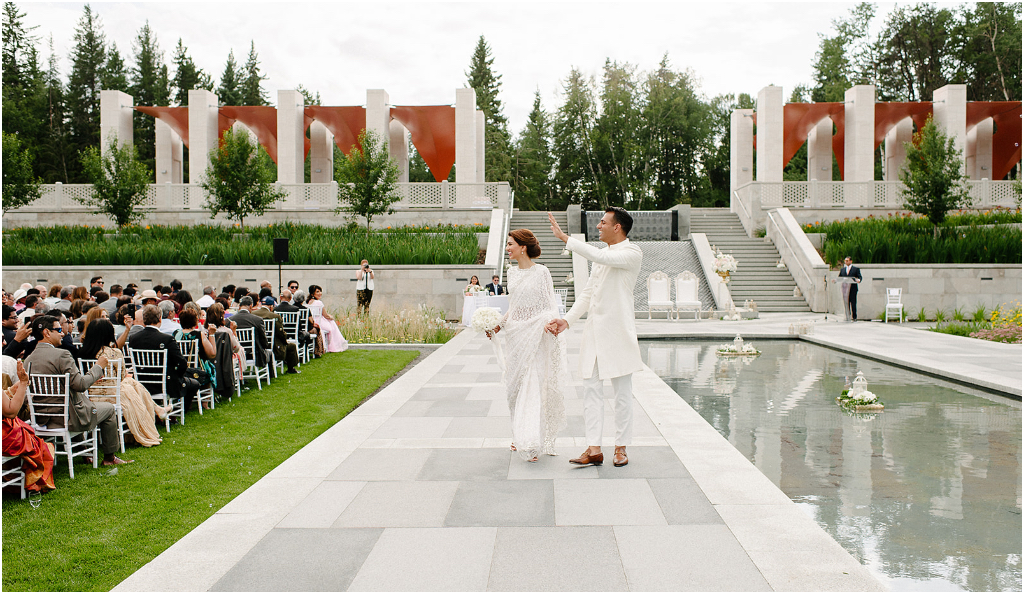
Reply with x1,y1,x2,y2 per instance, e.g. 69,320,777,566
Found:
552,67,600,209
465,35,512,182
592,59,644,208
217,50,243,106
129,20,170,178
240,41,268,106
171,38,212,106
40,36,73,183
100,41,129,91
512,91,555,210
65,3,106,171
1,1,43,142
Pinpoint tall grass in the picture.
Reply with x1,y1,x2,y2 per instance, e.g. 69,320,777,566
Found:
3,223,484,267
332,305,461,344
803,210,1022,266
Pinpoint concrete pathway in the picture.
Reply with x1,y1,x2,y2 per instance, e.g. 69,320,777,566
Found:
115,315,917,592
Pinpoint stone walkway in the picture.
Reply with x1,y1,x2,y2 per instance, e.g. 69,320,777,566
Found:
115,314,1019,592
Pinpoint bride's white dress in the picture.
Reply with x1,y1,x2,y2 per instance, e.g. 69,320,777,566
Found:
494,264,569,461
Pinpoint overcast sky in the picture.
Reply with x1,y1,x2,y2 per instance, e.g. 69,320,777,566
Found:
21,1,904,135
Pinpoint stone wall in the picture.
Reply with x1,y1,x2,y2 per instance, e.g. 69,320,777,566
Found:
4,265,500,320
827,264,1021,320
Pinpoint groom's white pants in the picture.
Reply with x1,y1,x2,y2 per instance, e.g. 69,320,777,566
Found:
582,361,633,447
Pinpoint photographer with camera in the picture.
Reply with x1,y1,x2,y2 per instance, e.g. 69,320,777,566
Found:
356,259,375,315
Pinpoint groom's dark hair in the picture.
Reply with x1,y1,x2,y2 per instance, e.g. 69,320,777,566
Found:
606,207,633,236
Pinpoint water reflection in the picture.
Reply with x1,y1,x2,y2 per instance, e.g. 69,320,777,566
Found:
642,339,1022,592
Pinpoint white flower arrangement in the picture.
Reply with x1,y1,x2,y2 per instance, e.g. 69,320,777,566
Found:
837,373,884,410
471,307,502,334
465,284,484,294
716,334,760,356
713,251,738,274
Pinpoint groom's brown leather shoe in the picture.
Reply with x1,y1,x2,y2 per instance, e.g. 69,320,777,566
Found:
570,450,603,466
613,446,628,467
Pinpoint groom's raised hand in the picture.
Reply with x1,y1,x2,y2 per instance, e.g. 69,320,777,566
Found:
548,212,568,243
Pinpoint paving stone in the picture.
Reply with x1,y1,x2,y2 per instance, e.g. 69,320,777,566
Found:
425,372,479,384
420,399,492,417
594,446,691,479
210,528,382,592
418,448,511,481
368,417,453,439
507,447,599,480
348,527,497,591
487,526,627,591
334,481,458,528
554,478,667,526
647,478,723,525
558,415,585,438
277,481,366,528
443,416,512,438
614,525,770,591
326,448,432,481
409,386,470,401
445,479,555,526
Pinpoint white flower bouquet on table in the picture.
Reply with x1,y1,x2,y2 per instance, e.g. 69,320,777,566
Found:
471,307,502,334
465,284,484,295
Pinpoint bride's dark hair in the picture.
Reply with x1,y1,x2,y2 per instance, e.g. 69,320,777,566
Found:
509,229,541,258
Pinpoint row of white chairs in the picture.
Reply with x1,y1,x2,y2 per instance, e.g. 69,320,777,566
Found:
647,271,703,320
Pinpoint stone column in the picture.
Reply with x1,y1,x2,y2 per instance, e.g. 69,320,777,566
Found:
844,85,875,181
729,109,754,212
884,117,914,181
366,89,391,150
389,119,409,183
310,121,334,183
807,117,833,181
155,119,183,183
100,90,133,153
476,110,486,183
755,86,783,182
455,88,478,184
967,118,993,180
932,84,967,173
188,89,219,184
277,89,305,184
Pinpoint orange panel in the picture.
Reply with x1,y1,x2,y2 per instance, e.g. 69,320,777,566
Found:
305,106,366,157
782,103,844,168
991,107,1022,180
134,106,190,148
218,106,279,163
873,103,933,149
391,105,456,182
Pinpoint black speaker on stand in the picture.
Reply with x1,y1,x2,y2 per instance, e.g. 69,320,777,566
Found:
273,238,289,294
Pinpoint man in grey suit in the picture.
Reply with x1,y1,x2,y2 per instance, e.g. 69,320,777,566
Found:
24,315,133,465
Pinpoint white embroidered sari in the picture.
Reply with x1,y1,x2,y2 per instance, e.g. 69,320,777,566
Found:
494,264,569,460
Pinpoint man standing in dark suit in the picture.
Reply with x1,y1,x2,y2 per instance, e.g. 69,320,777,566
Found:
230,296,271,369
128,305,191,412
485,275,505,296
838,256,863,321
24,315,132,465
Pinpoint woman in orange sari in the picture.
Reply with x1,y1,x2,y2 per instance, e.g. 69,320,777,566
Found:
2,360,56,493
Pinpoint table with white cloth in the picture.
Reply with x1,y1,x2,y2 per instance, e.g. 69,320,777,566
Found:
461,294,510,326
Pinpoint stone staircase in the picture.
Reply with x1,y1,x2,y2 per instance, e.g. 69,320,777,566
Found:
690,208,809,312
508,210,575,306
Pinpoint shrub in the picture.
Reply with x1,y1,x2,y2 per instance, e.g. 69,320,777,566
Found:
200,128,286,229
79,136,152,228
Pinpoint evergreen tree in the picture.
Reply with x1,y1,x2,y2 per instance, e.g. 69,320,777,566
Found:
2,1,36,91
240,41,268,106
129,20,170,178
552,67,600,209
40,37,73,183
171,38,212,106
100,41,129,91
1,1,45,150
65,3,106,169
592,60,645,208
217,50,243,106
465,36,512,182
512,91,555,210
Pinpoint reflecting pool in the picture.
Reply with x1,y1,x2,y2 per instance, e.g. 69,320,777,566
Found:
641,339,1022,592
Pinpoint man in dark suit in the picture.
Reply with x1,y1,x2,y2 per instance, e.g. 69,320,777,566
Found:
127,304,191,412
230,296,271,370
252,297,300,374
485,275,505,296
838,256,863,321
24,315,132,465
276,290,315,347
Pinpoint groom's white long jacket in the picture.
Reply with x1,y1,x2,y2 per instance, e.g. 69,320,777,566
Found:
564,237,643,380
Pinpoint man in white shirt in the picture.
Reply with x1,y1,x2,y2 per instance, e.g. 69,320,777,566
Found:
195,286,216,309
547,208,643,468
157,300,182,335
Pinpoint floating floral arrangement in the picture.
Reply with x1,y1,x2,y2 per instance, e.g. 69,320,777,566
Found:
716,334,761,356
836,371,885,411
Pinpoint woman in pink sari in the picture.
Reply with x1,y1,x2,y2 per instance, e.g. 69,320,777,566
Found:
307,285,348,353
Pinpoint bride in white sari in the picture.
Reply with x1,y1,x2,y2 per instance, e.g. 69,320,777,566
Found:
487,229,569,462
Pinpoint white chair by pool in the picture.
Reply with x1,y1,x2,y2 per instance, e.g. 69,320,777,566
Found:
884,288,903,323
647,271,673,319
674,271,702,320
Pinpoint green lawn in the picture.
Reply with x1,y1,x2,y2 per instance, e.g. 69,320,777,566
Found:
1,348,419,592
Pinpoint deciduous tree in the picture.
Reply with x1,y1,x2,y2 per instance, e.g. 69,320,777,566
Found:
335,129,401,231
79,135,152,228
200,127,285,229
900,116,971,233
2,131,42,213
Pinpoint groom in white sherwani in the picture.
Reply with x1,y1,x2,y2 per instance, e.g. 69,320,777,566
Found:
546,208,642,467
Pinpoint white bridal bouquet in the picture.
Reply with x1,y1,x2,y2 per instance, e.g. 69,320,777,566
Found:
465,284,484,294
471,307,502,334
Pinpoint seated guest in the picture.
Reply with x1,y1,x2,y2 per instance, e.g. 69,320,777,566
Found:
258,287,276,306
92,291,109,308
173,290,192,314
69,299,86,321
2,360,56,492
17,295,39,323
158,300,181,335
2,305,18,346
232,286,249,306
230,296,271,370
287,290,320,355
100,285,123,315
24,315,131,466
222,284,236,299
196,286,216,309
44,284,63,307
70,286,89,303
307,285,348,353
80,319,171,447
90,276,104,292
138,289,160,308
173,308,217,387
287,280,300,294
54,286,74,311
10,288,28,311
485,275,505,296
112,304,136,341
253,297,300,374
206,303,244,384
127,305,190,415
